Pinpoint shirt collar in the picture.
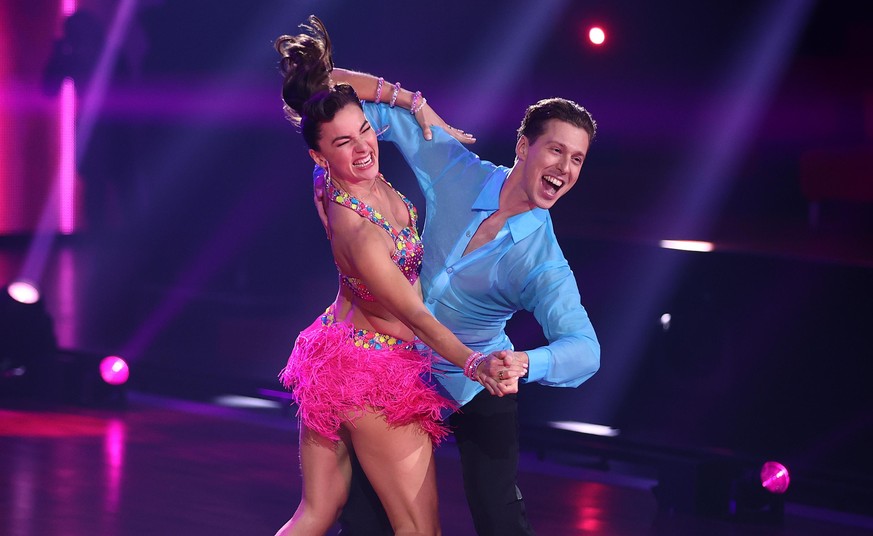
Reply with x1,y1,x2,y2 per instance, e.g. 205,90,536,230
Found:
471,167,548,243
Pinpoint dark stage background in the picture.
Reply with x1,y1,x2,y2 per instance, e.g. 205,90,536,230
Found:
2,0,872,514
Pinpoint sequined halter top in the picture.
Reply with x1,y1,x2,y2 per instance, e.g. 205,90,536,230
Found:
326,175,424,302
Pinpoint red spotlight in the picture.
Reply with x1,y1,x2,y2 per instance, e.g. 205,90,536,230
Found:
99,356,129,386
7,281,40,304
588,26,606,46
760,461,790,494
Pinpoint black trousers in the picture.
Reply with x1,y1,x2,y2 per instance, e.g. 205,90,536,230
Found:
338,390,535,536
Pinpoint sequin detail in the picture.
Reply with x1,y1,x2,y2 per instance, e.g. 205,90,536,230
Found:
320,307,414,351
327,176,424,302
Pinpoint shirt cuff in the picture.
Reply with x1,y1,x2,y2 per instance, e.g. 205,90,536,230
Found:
524,348,550,383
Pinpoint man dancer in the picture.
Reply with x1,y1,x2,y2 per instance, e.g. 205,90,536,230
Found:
325,69,601,536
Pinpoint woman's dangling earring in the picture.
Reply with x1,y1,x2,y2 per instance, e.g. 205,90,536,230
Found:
317,160,332,240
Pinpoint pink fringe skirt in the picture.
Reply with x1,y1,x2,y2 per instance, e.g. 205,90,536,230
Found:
279,306,456,445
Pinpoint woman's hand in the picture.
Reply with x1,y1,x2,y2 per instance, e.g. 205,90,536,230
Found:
414,101,476,144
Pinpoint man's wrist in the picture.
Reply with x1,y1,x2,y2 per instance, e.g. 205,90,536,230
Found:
516,351,530,380
523,349,548,382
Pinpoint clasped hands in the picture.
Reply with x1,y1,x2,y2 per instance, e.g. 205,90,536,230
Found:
476,350,528,397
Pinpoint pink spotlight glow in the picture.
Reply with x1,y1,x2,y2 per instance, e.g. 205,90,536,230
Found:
589,26,606,45
104,419,125,514
55,247,77,348
8,281,40,304
62,0,77,17
59,77,76,234
572,487,606,532
760,461,790,494
99,356,129,386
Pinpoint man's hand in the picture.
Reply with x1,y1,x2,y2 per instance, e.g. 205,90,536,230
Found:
477,350,528,397
505,350,529,372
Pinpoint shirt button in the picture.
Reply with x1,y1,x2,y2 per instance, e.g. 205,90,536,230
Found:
465,231,471,237
427,298,435,304
446,267,454,274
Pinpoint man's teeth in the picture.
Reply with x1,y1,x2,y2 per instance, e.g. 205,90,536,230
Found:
543,175,564,188
353,155,373,167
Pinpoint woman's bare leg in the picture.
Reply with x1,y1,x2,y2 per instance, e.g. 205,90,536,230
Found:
347,409,440,536
274,423,352,536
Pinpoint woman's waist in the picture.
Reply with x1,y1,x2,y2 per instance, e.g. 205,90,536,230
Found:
325,300,416,349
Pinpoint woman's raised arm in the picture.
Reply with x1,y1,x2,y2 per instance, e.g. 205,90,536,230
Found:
331,67,476,144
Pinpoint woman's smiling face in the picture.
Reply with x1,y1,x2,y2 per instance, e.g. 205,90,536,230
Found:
310,103,380,184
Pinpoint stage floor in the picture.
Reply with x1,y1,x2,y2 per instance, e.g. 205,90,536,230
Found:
2,392,872,536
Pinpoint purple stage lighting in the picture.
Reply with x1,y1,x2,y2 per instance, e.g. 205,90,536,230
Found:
62,0,77,17
7,281,40,304
59,77,77,234
99,356,129,386
760,461,790,494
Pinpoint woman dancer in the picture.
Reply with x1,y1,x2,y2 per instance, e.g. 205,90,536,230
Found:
273,16,525,536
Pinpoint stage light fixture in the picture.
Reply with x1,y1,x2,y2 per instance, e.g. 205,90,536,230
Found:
660,313,672,331
55,350,128,407
655,458,788,524
659,240,715,252
99,355,129,386
0,284,57,397
724,460,789,522
7,280,40,304
549,420,620,437
761,461,790,494
588,26,606,45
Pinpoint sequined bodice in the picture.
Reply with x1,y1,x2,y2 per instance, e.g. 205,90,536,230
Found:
327,175,423,302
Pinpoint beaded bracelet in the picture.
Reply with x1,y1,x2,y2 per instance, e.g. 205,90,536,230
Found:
374,77,384,104
389,82,401,108
463,351,487,382
470,354,488,382
410,91,427,115
412,96,427,115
